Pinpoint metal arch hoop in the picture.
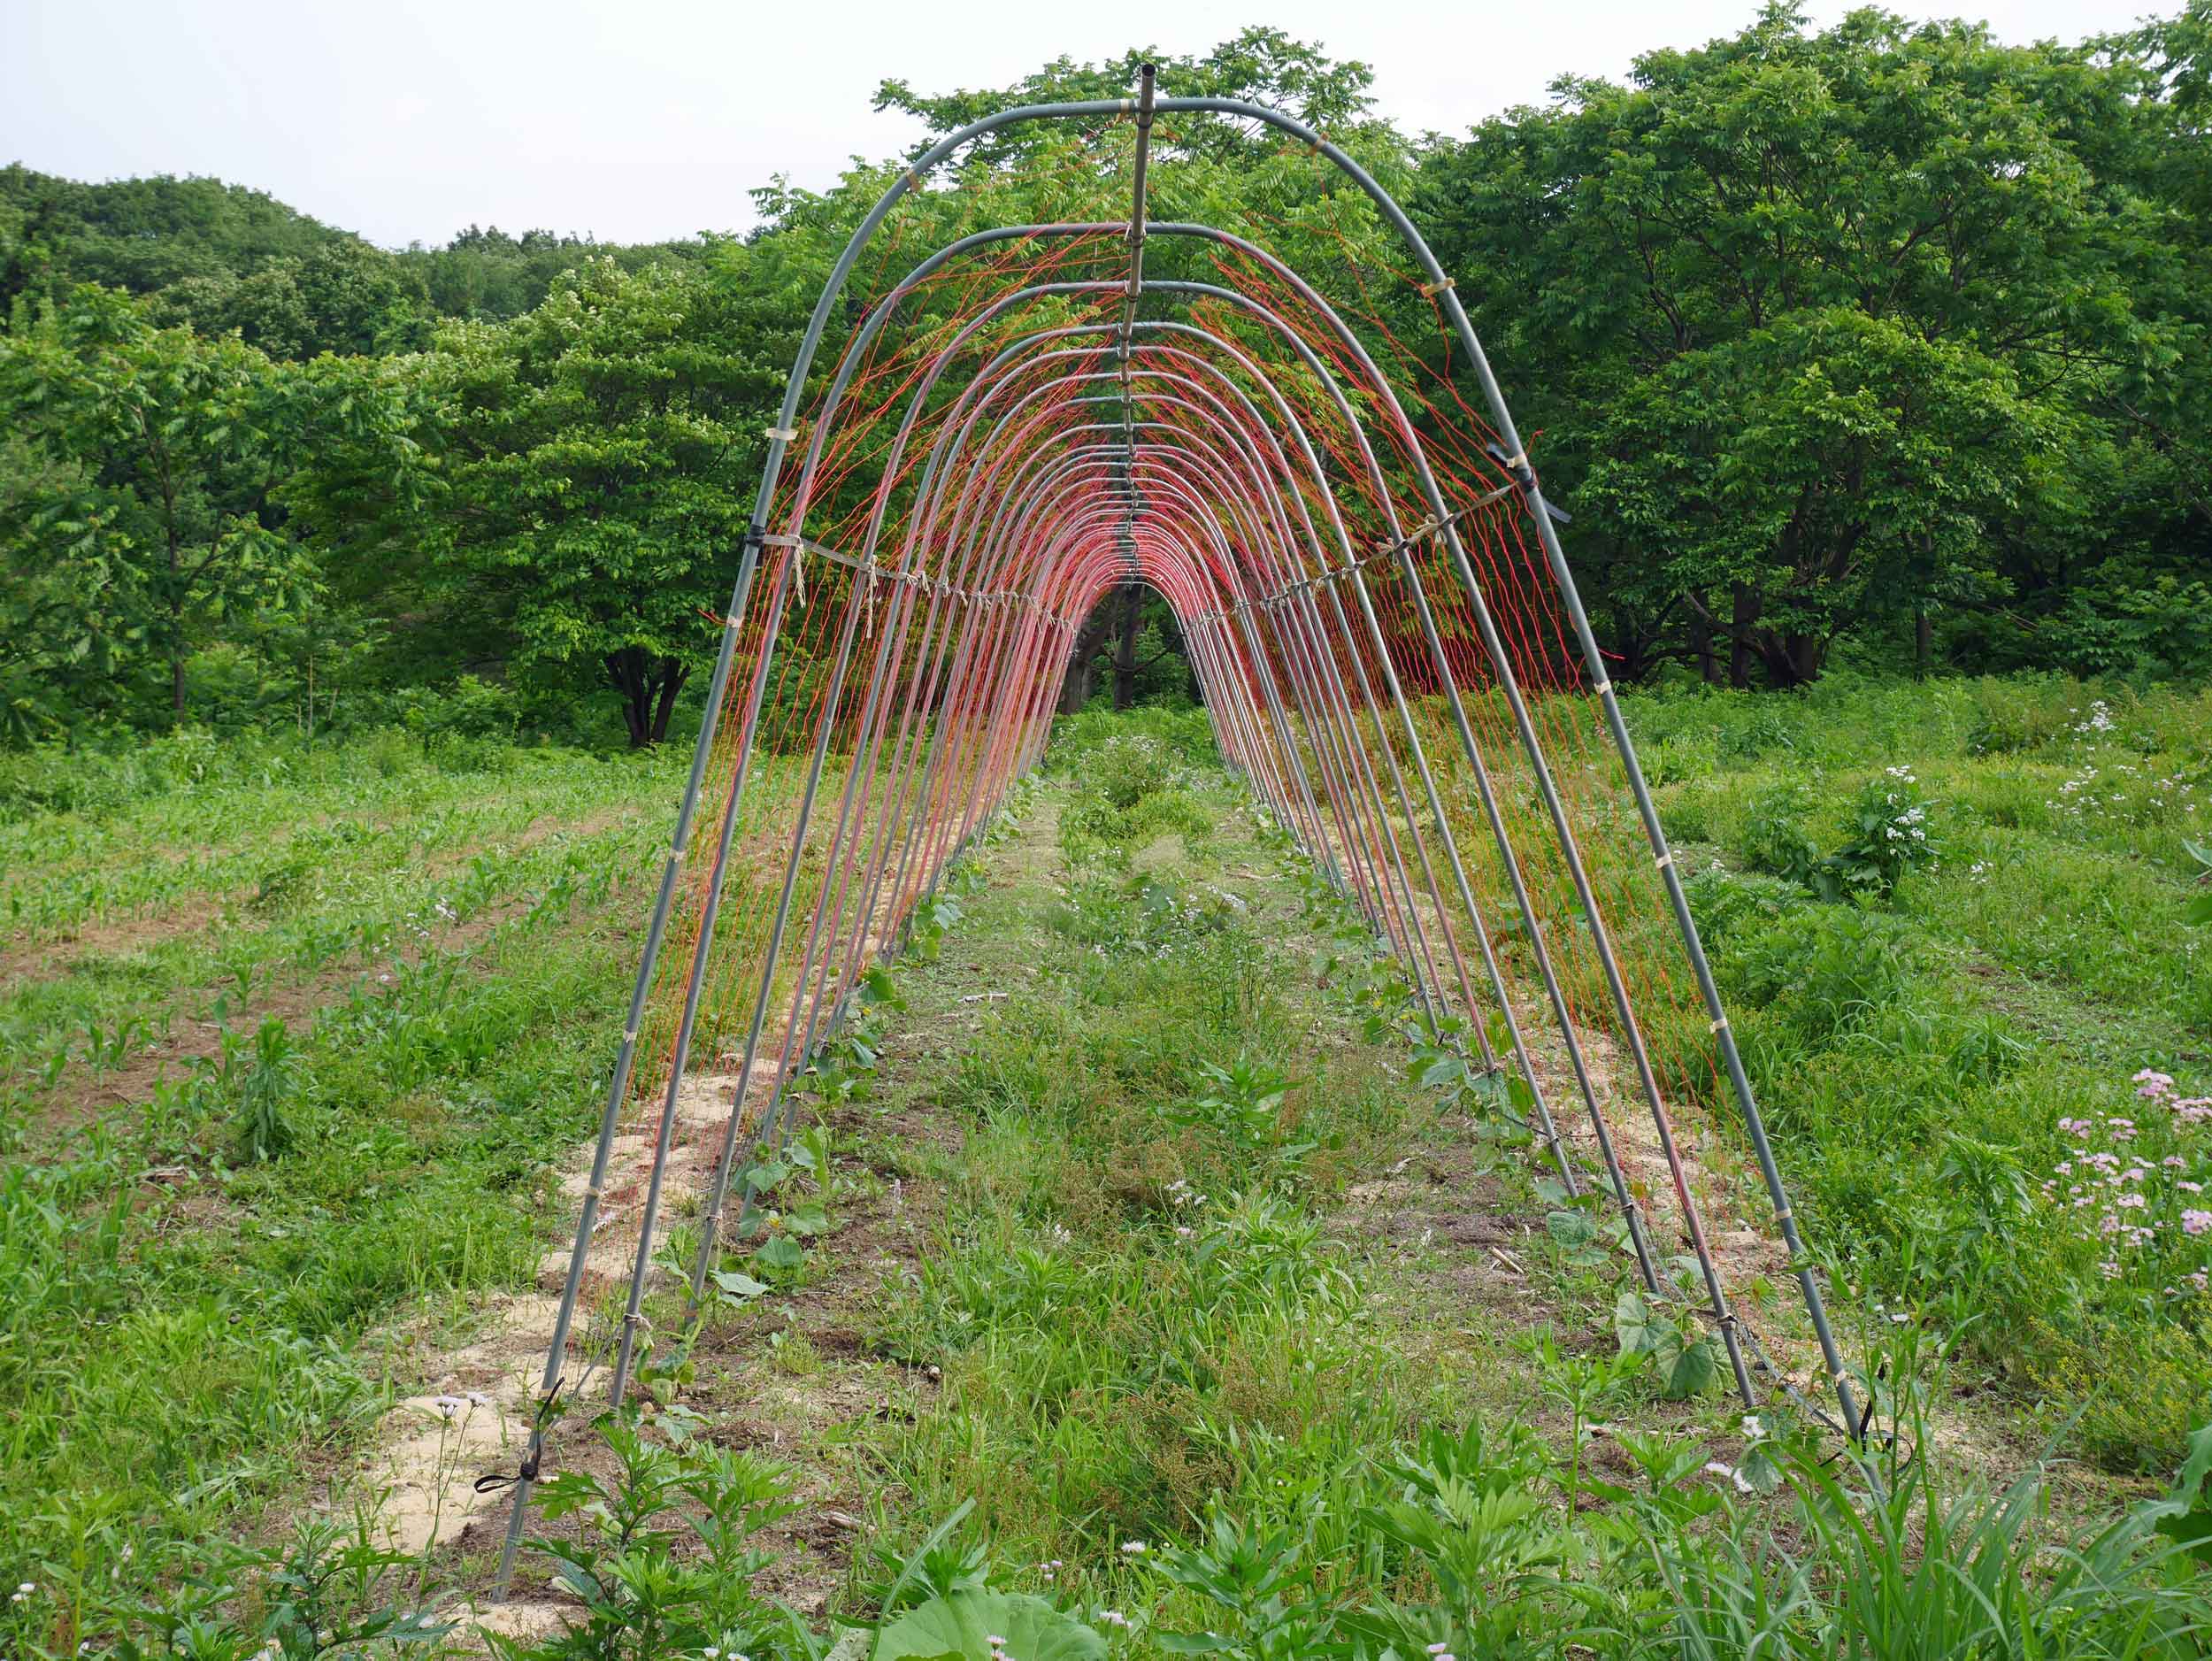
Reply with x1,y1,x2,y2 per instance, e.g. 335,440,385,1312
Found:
493,75,1858,1601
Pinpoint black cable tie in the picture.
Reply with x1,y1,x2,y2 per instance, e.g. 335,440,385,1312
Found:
473,1447,541,1494
472,1373,569,1494
534,1373,569,1430
1854,1359,1886,1443
1483,442,1571,526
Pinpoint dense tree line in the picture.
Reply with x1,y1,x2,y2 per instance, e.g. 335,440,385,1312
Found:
2,7,2206,750
1419,3,2212,686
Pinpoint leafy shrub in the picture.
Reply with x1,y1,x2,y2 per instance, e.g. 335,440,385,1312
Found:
0,727,265,819
2019,1307,2212,1473
1048,704,1217,773
1060,783,1210,856
250,819,372,914
1738,781,1826,888
1964,675,2080,755
391,672,519,757
2046,576,2212,683
1828,765,1938,894
94,1516,449,1660
1738,769,1935,899
1732,906,1932,1044
233,1017,305,1164
1166,1054,1308,1167
499,1415,807,1661
1685,865,1807,946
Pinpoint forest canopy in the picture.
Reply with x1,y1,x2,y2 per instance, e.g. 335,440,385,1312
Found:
3,6,2206,749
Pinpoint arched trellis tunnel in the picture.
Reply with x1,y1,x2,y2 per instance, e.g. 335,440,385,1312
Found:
495,69,1861,1590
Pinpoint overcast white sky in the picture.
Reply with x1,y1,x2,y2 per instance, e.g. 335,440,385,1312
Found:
3,0,2145,249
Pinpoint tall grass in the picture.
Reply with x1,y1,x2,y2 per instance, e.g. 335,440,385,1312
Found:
1606,674,2212,1470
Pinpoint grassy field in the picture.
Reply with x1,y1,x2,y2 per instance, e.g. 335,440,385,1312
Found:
1622,674,2211,1469
2,677,2208,1657
0,731,680,1634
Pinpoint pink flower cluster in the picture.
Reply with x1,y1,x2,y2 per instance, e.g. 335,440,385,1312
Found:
2138,1069,2212,1123
2041,1071,2212,1300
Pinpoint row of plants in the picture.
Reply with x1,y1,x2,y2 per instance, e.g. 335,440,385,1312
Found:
0,738,680,1656
849,720,2212,1657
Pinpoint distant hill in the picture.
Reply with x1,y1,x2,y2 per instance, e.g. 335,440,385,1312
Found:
0,166,358,291
0,164,713,354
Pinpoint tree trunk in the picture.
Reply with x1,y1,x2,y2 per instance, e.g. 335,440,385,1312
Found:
1791,632,1823,686
1689,608,1718,685
649,659,689,744
606,649,656,748
1056,660,1094,717
1111,584,1142,710
1728,583,1758,689
1914,608,1932,678
1755,631,1824,688
1058,601,1118,715
169,539,186,727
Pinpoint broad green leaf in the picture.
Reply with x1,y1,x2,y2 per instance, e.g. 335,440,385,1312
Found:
1660,1334,1721,1399
1545,1210,1597,1249
1413,1051,1467,1088
1736,1439,1785,1495
711,1268,771,1301
1615,1290,1661,1357
875,1591,1105,1661
752,1234,805,1273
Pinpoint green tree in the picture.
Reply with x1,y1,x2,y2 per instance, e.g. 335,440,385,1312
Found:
425,255,786,746
147,240,432,358
0,166,349,300
1585,309,2089,684
875,27,1388,165
396,225,712,323
1413,3,2206,683
0,287,327,727
0,428,134,740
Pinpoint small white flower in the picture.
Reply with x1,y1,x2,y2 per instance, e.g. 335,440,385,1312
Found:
1121,1540,1148,1555
1703,1460,1755,1492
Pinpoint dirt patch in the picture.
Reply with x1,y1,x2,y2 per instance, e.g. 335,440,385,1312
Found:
1295,800,1836,1412
19,859,649,1148
36,976,334,1140
0,893,233,992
